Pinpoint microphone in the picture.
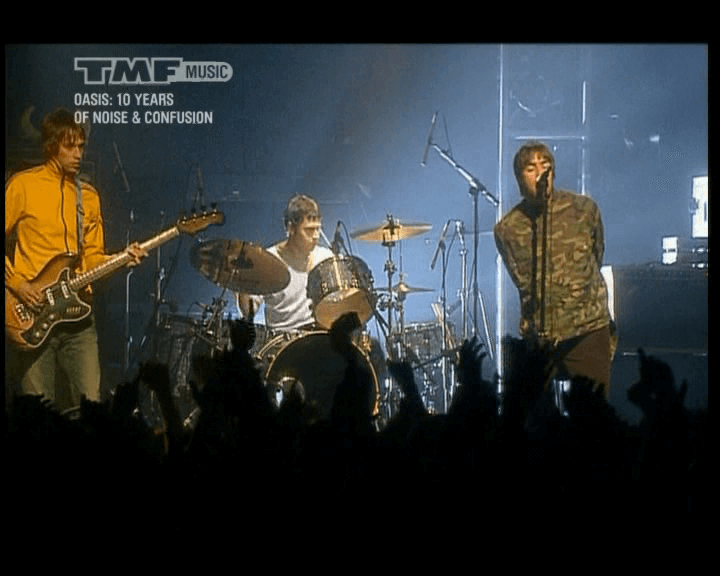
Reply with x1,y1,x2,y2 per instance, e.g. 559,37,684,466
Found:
455,220,465,246
421,111,438,166
430,219,452,270
331,220,345,255
537,168,551,198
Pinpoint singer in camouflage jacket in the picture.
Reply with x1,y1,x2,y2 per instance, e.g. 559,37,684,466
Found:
494,189,612,344
495,141,615,395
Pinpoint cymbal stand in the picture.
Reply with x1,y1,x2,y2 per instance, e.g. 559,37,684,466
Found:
196,288,229,356
381,214,400,344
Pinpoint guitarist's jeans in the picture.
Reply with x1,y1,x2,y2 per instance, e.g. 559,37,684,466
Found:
9,315,101,408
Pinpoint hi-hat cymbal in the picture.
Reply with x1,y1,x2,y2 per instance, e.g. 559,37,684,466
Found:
190,239,290,294
351,217,431,244
378,281,434,294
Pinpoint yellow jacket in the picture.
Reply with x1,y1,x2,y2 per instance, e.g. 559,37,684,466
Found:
5,159,108,292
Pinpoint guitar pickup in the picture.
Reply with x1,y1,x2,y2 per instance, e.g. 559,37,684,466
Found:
45,289,55,307
14,303,31,322
60,281,70,299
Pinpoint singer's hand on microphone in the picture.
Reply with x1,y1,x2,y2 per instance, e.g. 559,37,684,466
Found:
536,168,551,185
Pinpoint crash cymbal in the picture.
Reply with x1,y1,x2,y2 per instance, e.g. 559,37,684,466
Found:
190,239,290,294
351,217,432,244
378,281,434,294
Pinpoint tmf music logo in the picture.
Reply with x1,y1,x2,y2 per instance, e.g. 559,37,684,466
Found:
74,58,233,85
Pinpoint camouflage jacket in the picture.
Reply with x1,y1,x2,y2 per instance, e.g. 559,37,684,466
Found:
494,189,612,344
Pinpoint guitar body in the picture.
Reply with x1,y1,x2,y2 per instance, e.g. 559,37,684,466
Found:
6,209,224,351
6,253,92,351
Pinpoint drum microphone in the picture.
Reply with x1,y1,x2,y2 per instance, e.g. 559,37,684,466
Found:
455,220,465,245
421,111,438,167
430,218,453,270
331,220,346,255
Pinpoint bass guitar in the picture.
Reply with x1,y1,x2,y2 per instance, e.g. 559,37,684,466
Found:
6,209,224,351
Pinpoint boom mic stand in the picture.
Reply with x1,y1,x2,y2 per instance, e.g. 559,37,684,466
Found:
422,116,498,358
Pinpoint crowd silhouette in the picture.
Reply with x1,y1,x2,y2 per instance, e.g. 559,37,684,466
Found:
5,314,708,521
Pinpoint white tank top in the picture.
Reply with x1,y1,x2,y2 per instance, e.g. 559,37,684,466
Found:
263,244,333,330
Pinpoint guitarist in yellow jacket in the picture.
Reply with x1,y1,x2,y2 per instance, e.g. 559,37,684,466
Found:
5,108,147,408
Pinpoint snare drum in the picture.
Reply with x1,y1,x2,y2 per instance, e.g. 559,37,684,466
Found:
256,330,380,421
307,255,376,329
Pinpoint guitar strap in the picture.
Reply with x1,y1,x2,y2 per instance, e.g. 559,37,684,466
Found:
75,176,84,256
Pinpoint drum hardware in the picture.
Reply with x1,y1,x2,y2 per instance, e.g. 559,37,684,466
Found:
351,215,432,352
429,218,461,412
190,292,231,354
352,215,435,420
376,275,434,353
388,322,460,415
136,293,232,432
190,238,291,294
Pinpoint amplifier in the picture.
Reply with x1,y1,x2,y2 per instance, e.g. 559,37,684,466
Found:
611,264,707,353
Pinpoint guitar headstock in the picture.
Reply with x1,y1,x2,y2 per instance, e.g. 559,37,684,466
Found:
177,209,225,236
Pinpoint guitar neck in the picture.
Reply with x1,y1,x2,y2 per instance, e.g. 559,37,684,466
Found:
68,226,180,292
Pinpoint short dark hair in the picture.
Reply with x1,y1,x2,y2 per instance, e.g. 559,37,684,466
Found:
283,195,320,230
42,108,85,159
513,140,555,183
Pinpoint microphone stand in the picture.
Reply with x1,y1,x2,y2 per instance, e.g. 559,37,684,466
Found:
427,142,498,345
138,210,169,362
532,172,551,349
113,142,135,378
540,187,549,344
536,179,567,414
439,229,452,412
457,220,468,340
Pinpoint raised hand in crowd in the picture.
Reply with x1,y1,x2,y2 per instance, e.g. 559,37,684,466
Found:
329,312,375,436
387,360,426,419
448,337,497,421
329,311,362,358
627,348,688,422
138,361,185,453
227,316,258,353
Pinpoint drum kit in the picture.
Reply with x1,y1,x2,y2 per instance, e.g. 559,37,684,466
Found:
150,214,468,428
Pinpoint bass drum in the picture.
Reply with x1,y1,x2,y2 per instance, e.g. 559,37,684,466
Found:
307,255,376,329
256,330,380,422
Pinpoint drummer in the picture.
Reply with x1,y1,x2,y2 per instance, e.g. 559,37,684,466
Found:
237,194,334,331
